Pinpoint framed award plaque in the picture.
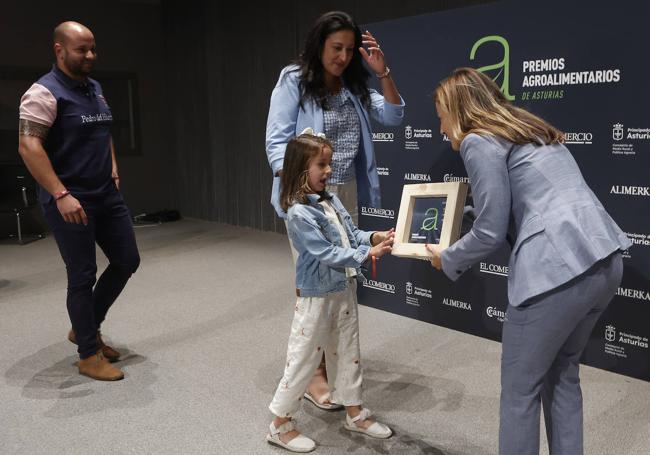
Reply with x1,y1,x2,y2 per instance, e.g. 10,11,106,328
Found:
392,182,468,260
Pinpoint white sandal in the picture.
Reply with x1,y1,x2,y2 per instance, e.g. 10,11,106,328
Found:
343,408,392,439
266,420,316,453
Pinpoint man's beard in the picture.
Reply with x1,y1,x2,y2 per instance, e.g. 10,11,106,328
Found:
64,55,94,78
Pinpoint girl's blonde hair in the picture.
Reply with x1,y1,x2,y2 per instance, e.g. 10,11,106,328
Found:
279,134,332,212
434,67,564,146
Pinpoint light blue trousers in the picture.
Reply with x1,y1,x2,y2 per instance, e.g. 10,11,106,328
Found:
499,252,623,455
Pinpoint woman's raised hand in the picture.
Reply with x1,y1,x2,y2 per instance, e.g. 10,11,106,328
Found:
359,30,387,76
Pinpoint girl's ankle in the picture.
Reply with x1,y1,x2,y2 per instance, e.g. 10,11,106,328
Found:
346,405,361,417
273,416,291,427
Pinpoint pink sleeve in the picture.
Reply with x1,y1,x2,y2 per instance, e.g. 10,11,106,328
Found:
19,83,57,126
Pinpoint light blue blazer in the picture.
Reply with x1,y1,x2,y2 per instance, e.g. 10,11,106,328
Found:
441,133,632,307
265,65,405,218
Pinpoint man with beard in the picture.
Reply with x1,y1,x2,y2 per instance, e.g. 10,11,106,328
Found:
18,21,140,381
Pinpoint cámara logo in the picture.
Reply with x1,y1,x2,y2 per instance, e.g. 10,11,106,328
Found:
486,306,506,322
443,173,470,183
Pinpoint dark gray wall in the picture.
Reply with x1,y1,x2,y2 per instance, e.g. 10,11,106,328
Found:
161,0,496,233
0,0,171,216
0,1,495,237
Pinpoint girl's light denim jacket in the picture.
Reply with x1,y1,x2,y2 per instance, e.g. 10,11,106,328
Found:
287,193,373,297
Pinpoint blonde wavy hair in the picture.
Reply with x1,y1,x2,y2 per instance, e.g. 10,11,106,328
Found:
435,67,564,145
279,134,333,212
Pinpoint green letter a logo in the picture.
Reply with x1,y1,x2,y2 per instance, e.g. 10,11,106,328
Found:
470,35,515,100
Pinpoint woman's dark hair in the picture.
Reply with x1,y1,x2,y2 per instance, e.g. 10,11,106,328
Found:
279,134,333,212
289,11,370,109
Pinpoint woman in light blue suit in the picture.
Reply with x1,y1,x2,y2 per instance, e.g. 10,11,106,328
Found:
427,68,631,455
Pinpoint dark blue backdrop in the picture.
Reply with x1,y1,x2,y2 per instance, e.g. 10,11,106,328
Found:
359,1,650,381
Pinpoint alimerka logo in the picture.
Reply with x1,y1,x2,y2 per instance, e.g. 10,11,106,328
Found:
470,35,515,101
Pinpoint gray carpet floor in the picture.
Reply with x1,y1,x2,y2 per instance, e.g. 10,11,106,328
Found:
1,218,648,455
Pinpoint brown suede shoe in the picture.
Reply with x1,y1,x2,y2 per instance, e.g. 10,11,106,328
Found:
68,329,121,362
78,351,124,381
97,331,121,361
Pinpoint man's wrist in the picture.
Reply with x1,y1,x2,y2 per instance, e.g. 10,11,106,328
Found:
54,189,70,201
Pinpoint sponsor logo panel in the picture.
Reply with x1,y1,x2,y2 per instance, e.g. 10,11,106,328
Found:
405,281,432,307
479,262,509,277
362,278,396,294
404,172,432,182
610,185,650,197
486,306,506,323
611,123,650,155
564,132,593,145
443,173,470,183
616,287,650,303
372,132,395,143
360,206,395,220
622,232,649,259
442,297,472,311
604,324,649,358
377,166,390,176
404,125,433,150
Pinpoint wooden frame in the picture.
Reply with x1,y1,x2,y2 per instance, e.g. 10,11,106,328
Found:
392,182,468,260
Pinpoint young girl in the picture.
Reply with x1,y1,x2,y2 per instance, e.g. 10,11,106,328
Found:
266,10,405,409
266,133,395,452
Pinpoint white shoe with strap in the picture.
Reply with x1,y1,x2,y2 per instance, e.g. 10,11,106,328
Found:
266,420,316,453
343,408,392,439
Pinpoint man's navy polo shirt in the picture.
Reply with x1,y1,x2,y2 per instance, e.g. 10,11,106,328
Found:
19,64,114,204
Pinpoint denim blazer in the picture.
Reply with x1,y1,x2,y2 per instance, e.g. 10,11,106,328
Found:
287,193,373,297
266,65,405,218
441,133,632,307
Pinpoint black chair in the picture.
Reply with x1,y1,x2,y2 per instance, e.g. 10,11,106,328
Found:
0,164,45,244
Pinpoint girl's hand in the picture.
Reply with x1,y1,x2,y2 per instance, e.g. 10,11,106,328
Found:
359,30,387,76
425,243,443,270
369,230,394,258
371,228,394,246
